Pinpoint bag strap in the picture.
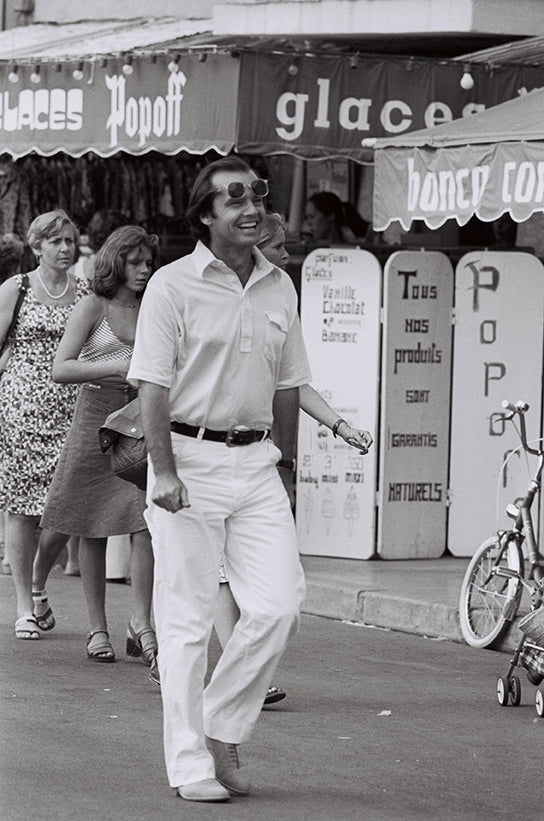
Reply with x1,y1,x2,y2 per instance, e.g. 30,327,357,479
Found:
0,273,29,358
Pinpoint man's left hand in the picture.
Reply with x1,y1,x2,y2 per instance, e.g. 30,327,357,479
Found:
337,423,373,454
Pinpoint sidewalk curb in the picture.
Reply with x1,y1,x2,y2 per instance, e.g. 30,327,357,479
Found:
302,580,463,641
302,577,524,651
357,592,464,642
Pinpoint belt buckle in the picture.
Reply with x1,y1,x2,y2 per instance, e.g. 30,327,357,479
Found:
226,425,251,447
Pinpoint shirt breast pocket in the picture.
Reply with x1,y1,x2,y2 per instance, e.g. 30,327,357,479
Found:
264,310,288,361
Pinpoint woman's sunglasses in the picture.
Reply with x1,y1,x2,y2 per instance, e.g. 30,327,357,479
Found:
213,179,269,200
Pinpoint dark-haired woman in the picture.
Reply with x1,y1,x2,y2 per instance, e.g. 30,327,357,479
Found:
39,226,159,664
0,210,89,640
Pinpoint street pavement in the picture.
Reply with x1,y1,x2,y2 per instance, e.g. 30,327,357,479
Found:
1,555,536,820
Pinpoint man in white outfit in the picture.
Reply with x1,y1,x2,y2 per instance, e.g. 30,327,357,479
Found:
128,156,311,803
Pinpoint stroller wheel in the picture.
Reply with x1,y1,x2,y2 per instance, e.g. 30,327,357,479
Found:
509,675,521,706
497,676,509,706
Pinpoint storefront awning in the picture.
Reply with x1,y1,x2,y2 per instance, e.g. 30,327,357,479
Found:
0,20,240,158
236,52,544,163
1,22,544,163
372,88,544,230
0,52,239,158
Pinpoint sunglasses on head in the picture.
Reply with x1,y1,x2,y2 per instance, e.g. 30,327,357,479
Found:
214,179,269,200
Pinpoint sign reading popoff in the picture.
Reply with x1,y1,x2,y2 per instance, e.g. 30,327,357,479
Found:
448,252,544,557
237,53,544,162
378,252,453,559
0,54,238,157
297,249,381,559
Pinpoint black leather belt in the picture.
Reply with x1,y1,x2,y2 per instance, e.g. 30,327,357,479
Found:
171,422,270,447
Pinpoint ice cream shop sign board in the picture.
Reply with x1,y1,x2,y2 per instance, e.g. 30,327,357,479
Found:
0,54,238,158
297,249,381,559
378,252,454,559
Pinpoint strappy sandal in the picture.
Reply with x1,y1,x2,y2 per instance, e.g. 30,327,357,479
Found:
15,615,40,640
86,630,115,663
148,657,160,686
126,623,158,667
32,591,56,631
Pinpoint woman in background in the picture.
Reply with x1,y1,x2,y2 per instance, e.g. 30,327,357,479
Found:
38,226,159,665
0,210,88,639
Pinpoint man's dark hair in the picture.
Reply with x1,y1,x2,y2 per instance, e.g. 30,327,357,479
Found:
186,156,252,244
307,191,346,236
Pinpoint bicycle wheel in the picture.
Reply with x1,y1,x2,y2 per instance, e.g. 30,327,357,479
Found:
459,534,524,649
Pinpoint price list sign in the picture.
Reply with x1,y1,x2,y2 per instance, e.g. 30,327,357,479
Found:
448,251,544,556
378,251,453,559
297,248,381,559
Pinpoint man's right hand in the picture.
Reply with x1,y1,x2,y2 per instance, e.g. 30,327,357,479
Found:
151,473,191,513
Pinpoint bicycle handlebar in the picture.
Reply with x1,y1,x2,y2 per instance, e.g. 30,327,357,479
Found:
501,399,542,456
501,399,530,416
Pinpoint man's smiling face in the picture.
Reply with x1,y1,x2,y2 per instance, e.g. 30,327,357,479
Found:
202,169,266,254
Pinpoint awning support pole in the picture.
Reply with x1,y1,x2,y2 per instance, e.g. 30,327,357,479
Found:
287,157,305,237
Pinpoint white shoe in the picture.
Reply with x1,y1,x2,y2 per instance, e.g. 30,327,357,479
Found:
205,737,251,795
177,778,230,802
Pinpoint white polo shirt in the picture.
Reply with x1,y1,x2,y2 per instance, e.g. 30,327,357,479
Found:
128,240,312,430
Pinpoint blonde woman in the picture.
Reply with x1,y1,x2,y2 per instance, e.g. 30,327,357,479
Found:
0,210,88,639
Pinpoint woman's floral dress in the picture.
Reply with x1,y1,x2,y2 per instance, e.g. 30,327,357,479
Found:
0,273,89,516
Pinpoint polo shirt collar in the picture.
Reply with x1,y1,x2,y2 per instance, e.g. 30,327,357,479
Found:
191,239,281,283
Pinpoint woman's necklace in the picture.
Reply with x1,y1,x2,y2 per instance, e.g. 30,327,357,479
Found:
112,297,138,308
37,267,69,300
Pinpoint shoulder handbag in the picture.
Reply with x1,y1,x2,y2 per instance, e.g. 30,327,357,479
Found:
0,273,29,373
98,397,148,490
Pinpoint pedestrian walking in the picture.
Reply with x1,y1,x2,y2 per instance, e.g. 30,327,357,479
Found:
37,226,159,665
128,156,312,803
0,210,88,639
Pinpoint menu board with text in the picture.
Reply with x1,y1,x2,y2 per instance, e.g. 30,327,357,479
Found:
378,251,453,558
297,248,381,558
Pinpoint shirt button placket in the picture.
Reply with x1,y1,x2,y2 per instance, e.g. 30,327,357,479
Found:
240,293,253,353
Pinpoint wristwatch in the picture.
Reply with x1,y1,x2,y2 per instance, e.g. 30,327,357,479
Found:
277,458,296,472
331,418,347,438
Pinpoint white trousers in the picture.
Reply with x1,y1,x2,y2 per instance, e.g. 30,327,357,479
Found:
145,434,306,788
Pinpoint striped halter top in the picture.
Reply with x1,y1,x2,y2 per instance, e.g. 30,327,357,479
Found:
79,308,133,363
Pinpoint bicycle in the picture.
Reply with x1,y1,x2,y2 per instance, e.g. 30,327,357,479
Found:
459,399,544,713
